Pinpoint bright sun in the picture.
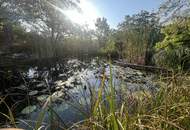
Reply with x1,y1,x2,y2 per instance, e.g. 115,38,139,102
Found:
47,0,100,29
64,0,100,29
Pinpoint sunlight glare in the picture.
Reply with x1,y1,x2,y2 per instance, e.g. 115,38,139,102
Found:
64,0,100,29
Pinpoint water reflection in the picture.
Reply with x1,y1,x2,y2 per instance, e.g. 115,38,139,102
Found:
18,58,157,129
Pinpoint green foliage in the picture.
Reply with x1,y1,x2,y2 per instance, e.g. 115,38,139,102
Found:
155,19,190,70
159,0,190,21
1,66,190,129
0,0,102,58
100,41,114,54
100,36,117,56
75,69,190,130
117,11,162,64
95,17,110,48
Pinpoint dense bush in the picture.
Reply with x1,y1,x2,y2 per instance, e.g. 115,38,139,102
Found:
155,19,190,70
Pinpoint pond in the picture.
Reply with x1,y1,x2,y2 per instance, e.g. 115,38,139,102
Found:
2,58,158,129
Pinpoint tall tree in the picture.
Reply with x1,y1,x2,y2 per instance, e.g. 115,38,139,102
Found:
0,0,80,57
95,17,110,48
118,11,162,64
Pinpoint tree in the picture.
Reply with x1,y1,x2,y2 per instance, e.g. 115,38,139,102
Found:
95,17,110,48
155,18,190,70
0,1,15,48
118,11,162,64
159,0,190,22
0,0,80,57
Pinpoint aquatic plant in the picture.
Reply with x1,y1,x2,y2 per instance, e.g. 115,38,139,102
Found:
0,66,190,130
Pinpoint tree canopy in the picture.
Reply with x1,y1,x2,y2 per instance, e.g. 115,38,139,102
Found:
155,18,190,70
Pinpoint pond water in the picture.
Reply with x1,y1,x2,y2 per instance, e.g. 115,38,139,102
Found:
15,58,157,129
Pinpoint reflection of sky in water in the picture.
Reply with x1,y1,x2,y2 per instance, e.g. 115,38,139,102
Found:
20,59,156,129
28,67,38,78
22,65,125,129
69,65,123,102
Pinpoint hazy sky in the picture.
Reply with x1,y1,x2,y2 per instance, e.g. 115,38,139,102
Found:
91,0,164,28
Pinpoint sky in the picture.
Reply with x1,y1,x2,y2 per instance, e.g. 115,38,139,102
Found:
91,0,164,28
62,0,164,29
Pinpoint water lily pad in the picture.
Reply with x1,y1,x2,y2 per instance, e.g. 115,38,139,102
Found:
14,85,27,90
136,71,144,76
29,90,38,96
37,95,49,102
36,82,45,87
52,91,65,102
21,105,37,114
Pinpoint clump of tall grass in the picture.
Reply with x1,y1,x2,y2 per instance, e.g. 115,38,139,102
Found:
71,68,190,130
0,96,16,128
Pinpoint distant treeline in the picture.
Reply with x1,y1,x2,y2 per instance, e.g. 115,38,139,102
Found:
0,0,189,71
